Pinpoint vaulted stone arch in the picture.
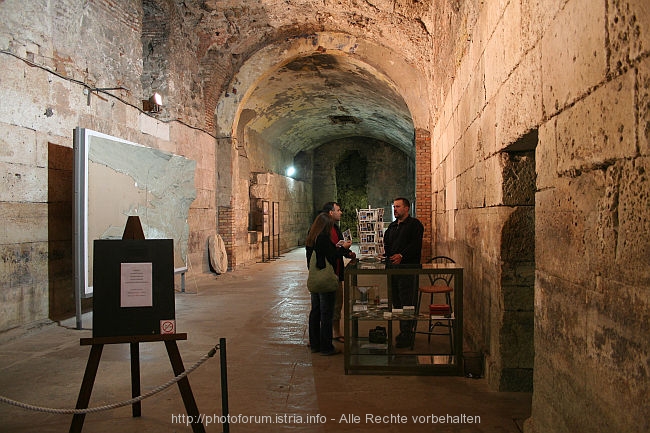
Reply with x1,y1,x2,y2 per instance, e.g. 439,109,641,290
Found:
214,32,433,267
216,32,429,138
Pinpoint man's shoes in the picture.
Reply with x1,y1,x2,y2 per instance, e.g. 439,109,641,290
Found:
320,348,341,356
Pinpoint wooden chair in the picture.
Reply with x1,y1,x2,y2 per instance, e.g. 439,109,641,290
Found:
413,256,455,352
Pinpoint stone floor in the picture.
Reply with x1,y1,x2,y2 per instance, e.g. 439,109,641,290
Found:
0,248,531,433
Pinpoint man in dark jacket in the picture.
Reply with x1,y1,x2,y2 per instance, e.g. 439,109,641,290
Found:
383,197,424,348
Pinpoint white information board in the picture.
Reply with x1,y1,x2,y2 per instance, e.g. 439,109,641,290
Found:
73,127,196,328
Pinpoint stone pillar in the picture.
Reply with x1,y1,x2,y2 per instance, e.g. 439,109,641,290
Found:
415,128,432,262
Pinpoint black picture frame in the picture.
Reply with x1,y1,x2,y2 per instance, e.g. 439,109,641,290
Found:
92,239,175,337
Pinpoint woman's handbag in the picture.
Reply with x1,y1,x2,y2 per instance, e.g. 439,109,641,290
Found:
307,254,339,293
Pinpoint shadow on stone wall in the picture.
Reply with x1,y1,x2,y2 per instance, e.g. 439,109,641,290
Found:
47,143,90,321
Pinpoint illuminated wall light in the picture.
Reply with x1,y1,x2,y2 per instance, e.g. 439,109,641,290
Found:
286,166,296,177
142,92,163,113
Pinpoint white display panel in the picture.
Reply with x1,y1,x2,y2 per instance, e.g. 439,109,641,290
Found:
73,127,196,327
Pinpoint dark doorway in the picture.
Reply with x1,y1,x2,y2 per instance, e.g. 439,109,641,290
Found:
499,129,537,391
335,150,367,239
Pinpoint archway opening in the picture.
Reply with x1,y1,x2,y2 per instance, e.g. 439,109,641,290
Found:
336,150,368,239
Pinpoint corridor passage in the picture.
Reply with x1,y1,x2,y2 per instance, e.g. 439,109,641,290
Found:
0,248,531,432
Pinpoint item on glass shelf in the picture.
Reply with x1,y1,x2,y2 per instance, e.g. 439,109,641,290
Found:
357,286,373,304
368,326,387,344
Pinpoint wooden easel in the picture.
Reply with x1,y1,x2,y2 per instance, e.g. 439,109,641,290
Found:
69,333,205,433
71,216,204,432
122,215,145,240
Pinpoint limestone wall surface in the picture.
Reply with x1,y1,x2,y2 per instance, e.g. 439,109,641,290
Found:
312,137,414,219
250,172,313,251
0,1,648,432
0,1,217,330
432,0,649,431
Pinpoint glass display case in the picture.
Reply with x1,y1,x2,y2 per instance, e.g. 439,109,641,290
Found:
343,259,463,375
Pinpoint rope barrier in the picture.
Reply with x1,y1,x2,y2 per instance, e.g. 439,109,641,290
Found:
0,343,219,415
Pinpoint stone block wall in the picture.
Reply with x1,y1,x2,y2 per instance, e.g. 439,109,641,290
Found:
0,1,217,331
174,126,217,274
433,0,649,431
47,142,76,321
1,1,648,431
250,172,312,252
313,137,415,221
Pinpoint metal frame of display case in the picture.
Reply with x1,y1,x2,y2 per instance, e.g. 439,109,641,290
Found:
343,260,463,375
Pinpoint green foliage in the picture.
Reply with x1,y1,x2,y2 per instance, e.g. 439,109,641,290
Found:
335,150,368,240
338,189,367,240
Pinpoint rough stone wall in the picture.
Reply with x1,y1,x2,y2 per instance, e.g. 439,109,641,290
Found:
1,0,143,331
432,0,649,431
177,127,217,274
47,142,77,321
1,2,648,432
535,2,649,430
499,150,535,392
245,128,296,175
312,137,415,219
250,172,313,252
0,1,217,331
216,137,236,269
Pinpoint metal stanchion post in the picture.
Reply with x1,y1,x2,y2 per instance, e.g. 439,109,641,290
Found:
219,338,230,433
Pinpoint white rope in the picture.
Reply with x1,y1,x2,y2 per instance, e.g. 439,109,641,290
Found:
0,344,219,415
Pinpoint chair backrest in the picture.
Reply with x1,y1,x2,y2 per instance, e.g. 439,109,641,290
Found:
427,256,455,286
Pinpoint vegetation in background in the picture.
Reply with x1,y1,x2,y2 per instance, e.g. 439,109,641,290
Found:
336,151,367,240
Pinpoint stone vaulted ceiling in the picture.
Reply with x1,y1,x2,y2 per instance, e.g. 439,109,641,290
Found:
239,52,415,157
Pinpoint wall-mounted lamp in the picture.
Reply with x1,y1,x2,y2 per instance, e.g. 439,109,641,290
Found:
142,92,163,113
286,166,296,177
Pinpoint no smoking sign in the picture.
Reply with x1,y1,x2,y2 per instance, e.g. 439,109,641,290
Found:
160,319,176,334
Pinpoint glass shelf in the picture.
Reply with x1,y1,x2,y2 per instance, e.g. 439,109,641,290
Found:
343,260,463,375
